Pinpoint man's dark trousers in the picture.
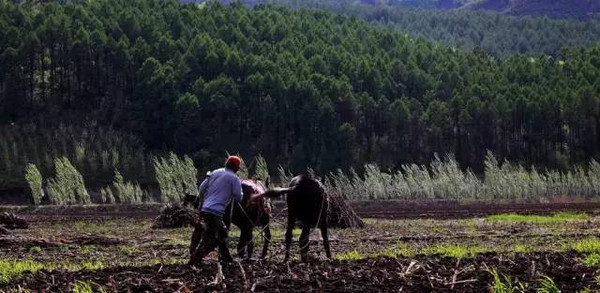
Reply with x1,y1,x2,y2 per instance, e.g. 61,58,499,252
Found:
190,212,234,264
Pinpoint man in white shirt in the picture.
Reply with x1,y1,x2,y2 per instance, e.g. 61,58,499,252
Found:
189,156,244,265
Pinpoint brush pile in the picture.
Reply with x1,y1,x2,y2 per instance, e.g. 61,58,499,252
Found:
326,189,365,229
0,212,29,229
151,205,201,229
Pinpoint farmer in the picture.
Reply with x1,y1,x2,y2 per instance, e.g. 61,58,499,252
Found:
189,156,244,265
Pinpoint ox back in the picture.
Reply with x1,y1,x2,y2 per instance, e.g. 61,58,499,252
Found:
223,180,270,229
287,175,329,228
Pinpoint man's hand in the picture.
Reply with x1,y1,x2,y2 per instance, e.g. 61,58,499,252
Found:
245,193,263,208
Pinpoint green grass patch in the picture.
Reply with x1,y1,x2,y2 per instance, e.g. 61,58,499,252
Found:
66,260,104,271
27,246,42,254
0,259,46,284
580,253,600,267
335,250,364,261
486,212,589,223
72,280,106,293
118,246,138,256
537,275,560,293
487,268,525,293
379,244,415,258
79,245,97,254
268,227,302,239
421,244,489,258
572,238,600,253
513,244,534,254
0,259,105,284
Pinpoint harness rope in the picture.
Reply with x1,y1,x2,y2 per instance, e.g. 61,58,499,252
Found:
234,200,288,256
202,177,327,259
297,189,327,251
235,186,328,255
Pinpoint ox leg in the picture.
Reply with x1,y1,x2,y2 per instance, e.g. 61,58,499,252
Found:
237,226,252,259
284,215,296,262
247,230,255,259
261,225,271,259
320,224,332,260
299,226,311,262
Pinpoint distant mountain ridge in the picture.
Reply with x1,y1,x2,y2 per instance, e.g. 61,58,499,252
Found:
378,0,600,19
459,0,600,19
183,0,600,19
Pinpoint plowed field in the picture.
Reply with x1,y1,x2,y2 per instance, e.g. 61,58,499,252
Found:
2,203,600,292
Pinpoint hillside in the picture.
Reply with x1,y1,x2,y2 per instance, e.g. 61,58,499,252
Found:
0,0,600,191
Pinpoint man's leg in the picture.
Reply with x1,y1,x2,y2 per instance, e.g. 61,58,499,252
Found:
190,214,219,264
216,218,234,263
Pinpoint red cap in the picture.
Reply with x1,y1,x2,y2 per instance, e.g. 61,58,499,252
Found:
225,156,241,169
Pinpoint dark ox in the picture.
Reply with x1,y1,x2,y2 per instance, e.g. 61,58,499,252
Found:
185,179,272,259
262,175,332,262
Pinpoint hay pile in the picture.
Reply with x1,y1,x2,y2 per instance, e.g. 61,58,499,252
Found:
151,205,201,229
327,190,365,229
0,212,29,229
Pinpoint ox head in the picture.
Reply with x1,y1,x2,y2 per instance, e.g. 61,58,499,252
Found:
183,193,200,208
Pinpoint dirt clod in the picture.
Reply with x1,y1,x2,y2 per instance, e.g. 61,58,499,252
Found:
70,233,126,246
0,226,9,235
0,237,60,248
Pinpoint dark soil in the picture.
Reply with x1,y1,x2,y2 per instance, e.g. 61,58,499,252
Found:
0,233,127,249
353,201,600,219
5,201,600,222
3,252,597,292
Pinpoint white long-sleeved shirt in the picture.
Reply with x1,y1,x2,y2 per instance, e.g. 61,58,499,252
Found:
199,168,243,217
